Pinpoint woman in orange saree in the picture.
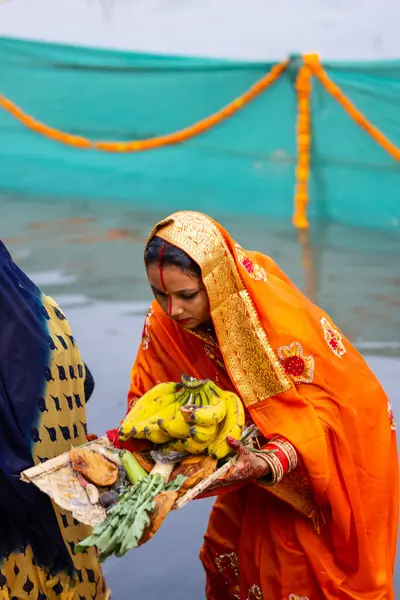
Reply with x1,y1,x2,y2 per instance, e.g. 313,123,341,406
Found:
124,211,398,599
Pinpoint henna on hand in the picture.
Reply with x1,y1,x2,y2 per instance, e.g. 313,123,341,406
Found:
224,439,271,483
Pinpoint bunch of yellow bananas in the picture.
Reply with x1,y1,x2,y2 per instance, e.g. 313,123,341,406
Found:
118,375,245,460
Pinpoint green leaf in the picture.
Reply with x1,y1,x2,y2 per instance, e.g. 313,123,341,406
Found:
165,474,187,491
76,469,187,558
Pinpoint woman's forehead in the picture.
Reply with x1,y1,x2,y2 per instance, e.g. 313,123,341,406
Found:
147,263,199,291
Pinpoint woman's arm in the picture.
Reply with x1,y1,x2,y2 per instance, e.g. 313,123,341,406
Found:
223,436,298,485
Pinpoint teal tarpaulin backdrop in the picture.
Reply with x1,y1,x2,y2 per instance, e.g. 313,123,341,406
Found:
0,37,400,229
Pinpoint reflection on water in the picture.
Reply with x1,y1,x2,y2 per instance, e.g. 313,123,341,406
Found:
1,194,399,598
2,193,400,355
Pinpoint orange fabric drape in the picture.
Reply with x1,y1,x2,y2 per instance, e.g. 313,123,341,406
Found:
127,211,398,599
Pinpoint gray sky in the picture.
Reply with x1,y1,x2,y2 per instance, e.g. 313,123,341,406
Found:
0,0,399,60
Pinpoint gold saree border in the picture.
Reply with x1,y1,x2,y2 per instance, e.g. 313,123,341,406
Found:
147,211,292,406
258,468,318,526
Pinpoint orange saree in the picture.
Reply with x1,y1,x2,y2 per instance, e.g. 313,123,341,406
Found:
127,212,398,600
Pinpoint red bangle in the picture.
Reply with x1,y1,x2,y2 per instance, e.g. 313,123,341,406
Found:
262,436,298,484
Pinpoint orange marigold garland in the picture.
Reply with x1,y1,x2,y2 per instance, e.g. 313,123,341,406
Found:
3,50,400,234
293,57,313,229
0,61,287,153
309,58,400,162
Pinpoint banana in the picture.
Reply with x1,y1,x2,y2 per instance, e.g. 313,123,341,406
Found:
119,376,244,459
186,391,200,407
196,392,204,406
182,437,210,454
198,388,211,407
129,393,187,438
181,393,227,426
144,423,172,445
184,390,201,407
181,374,210,389
179,376,212,408
206,380,228,399
169,437,209,454
166,439,187,454
158,411,191,440
189,423,218,444
207,391,245,460
202,380,226,406
202,381,220,399
119,382,181,440
131,381,181,419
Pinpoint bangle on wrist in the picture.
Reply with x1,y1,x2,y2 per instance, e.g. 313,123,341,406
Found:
255,437,298,486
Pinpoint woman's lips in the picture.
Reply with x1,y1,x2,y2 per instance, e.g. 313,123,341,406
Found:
176,318,192,325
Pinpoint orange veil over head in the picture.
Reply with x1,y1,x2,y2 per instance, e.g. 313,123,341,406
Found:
128,211,398,596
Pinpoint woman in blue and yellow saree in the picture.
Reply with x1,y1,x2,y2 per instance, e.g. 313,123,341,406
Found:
0,241,109,600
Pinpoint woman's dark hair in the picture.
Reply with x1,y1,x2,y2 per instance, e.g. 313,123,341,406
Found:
145,236,201,278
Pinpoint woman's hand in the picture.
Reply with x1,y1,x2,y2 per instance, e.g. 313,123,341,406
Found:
223,437,271,483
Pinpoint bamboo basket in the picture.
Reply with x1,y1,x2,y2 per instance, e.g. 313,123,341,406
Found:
21,436,235,528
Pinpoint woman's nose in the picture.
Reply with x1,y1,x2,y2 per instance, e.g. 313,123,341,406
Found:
170,300,184,317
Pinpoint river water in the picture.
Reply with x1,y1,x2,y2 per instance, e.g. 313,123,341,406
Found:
1,193,399,598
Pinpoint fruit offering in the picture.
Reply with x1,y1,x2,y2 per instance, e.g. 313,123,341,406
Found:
77,451,186,560
119,375,245,460
70,447,119,487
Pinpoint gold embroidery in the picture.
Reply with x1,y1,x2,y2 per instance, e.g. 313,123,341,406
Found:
235,243,267,282
247,584,263,599
215,552,240,599
215,553,263,600
141,307,153,350
184,327,227,371
289,595,309,600
259,465,318,527
388,401,396,431
187,326,219,350
204,344,226,371
148,211,291,406
320,317,346,358
278,341,314,384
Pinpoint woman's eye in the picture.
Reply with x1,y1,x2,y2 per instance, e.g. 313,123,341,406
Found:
154,289,199,300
